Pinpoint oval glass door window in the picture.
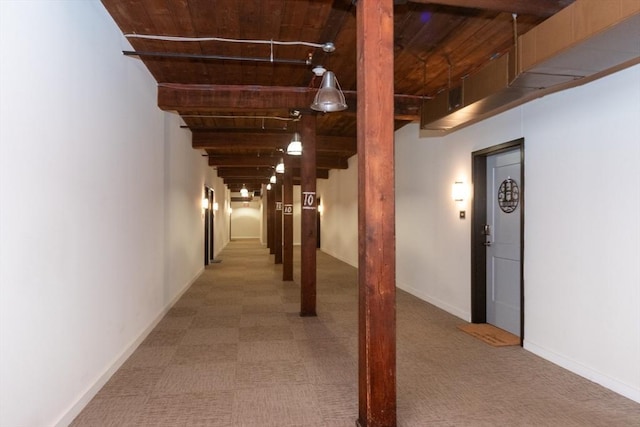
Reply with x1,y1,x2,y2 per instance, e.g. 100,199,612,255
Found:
498,178,519,213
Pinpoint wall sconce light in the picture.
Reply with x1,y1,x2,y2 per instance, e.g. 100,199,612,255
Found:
266,183,272,190
240,184,249,198
310,71,347,112
213,202,219,211
317,204,324,214
270,173,277,184
452,181,466,202
201,197,209,210
275,158,285,174
287,132,303,156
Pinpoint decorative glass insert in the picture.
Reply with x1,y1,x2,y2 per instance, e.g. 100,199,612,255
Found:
498,178,519,213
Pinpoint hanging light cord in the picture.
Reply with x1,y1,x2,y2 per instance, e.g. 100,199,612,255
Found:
124,34,336,52
512,14,519,73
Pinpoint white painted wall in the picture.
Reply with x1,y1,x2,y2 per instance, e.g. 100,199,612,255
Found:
395,124,479,320
261,187,268,245
231,199,262,239
317,157,359,266
164,112,214,299
293,185,302,246
0,2,224,426
211,174,231,259
521,65,640,403
396,65,640,402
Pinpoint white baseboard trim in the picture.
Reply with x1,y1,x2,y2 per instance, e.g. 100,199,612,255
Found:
319,248,358,269
396,281,470,322
55,268,204,427
524,340,640,404
214,240,230,259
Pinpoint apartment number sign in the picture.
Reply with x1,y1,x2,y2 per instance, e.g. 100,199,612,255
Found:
276,202,283,211
283,204,293,215
302,192,316,210
498,178,519,214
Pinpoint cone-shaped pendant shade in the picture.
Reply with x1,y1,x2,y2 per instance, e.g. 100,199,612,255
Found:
275,158,285,174
310,71,347,112
286,132,303,155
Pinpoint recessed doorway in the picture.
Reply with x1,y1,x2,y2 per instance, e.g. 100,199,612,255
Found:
471,138,524,343
204,186,215,266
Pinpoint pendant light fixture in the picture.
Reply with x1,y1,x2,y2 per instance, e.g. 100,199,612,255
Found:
240,184,249,198
287,132,303,156
266,183,272,190
310,71,347,112
270,172,277,184
275,158,285,174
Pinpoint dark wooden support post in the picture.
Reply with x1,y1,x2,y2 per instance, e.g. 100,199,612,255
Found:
300,114,317,316
267,183,275,254
356,0,396,426
274,174,283,264
282,157,294,281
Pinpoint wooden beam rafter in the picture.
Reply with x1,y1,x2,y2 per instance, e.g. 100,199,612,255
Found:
217,167,330,180
408,0,570,17
208,155,348,169
223,178,269,187
159,83,313,112
216,167,273,178
193,131,356,155
158,84,422,121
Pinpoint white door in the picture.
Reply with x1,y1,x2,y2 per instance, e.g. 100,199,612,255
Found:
486,149,521,336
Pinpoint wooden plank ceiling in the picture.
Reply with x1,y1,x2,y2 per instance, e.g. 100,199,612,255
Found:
101,0,573,192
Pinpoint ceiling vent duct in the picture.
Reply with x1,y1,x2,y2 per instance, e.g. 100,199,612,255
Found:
421,1,640,133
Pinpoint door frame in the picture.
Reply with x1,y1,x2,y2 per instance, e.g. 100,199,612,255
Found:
208,188,215,262
204,186,214,266
471,138,525,343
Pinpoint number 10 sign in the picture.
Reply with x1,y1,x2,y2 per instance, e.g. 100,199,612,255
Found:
302,192,316,210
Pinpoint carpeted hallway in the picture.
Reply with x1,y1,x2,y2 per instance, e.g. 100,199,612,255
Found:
72,240,640,426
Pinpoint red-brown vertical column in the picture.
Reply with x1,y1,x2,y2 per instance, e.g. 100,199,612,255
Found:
267,183,275,254
356,0,396,426
300,114,317,316
274,174,283,264
282,157,294,281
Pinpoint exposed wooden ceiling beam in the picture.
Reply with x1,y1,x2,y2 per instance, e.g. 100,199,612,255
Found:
224,178,269,188
217,167,273,178
217,167,330,180
159,83,311,112
208,155,348,169
391,94,424,121
408,0,570,17
158,84,422,121
192,131,356,154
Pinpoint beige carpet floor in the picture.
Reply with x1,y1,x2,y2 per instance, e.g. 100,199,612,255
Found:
72,239,640,426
